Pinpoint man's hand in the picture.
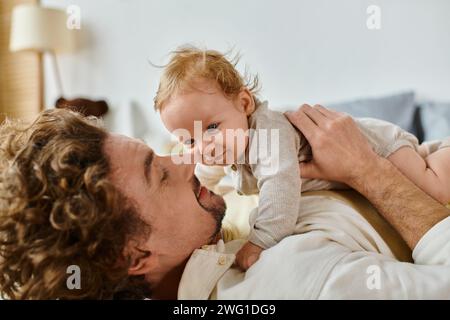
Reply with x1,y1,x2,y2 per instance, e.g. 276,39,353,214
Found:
285,104,379,188
235,241,263,271
285,104,449,249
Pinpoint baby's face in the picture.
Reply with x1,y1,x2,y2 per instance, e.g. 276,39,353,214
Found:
160,79,251,166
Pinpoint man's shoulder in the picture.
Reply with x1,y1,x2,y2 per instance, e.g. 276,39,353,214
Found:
300,191,413,262
216,232,346,299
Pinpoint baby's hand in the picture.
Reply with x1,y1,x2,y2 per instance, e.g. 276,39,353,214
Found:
235,241,263,270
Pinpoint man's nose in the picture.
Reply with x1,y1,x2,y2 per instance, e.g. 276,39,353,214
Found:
164,155,196,181
180,162,196,180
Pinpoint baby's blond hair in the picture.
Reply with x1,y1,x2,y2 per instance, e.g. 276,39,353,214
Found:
153,45,259,111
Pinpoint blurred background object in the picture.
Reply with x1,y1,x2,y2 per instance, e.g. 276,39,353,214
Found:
10,3,75,99
55,97,108,117
0,0,41,123
1,1,78,123
9,3,76,114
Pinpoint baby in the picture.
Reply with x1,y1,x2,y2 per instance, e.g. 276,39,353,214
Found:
154,46,450,270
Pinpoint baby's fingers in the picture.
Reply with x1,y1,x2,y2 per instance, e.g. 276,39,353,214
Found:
246,253,259,268
234,253,249,271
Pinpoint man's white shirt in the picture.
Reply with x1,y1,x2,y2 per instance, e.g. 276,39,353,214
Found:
178,195,450,299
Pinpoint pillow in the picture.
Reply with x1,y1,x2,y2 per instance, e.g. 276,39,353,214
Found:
420,102,450,141
328,91,417,134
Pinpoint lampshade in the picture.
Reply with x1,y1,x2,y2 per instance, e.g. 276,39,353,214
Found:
9,4,75,53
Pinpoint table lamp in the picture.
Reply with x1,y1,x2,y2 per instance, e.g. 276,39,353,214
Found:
9,4,75,105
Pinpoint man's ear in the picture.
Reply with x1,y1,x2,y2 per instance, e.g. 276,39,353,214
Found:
127,246,154,276
235,88,255,116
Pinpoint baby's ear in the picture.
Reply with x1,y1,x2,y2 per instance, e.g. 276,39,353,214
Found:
237,88,255,116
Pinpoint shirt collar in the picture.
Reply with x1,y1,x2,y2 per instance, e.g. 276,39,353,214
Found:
177,239,244,299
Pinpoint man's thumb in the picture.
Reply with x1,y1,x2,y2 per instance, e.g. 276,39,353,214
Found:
299,161,320,179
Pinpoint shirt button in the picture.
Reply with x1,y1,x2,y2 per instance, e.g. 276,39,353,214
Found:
218,255,227,265
231,164,237,171
237,190,243,195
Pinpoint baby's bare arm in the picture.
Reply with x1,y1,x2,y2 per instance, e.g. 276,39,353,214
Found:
234,241,263,270
388,147,450,204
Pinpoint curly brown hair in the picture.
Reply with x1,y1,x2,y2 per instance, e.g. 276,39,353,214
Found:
0,109,151,299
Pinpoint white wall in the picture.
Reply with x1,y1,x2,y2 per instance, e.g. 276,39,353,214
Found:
42,0,450,151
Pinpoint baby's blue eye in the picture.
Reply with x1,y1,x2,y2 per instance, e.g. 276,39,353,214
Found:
184,138,195,147
207,123,219,131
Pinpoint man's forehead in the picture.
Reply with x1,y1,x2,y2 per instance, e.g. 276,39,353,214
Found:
105,133,148,151
104,133,152,169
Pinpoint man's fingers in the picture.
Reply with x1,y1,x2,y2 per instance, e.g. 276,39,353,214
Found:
285,103,312,118
302,104,328,126
285,103,311,121
299,161,321,180
285,107,320,142
313,104,340,119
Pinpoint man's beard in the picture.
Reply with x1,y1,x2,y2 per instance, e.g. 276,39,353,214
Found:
191,175,226,243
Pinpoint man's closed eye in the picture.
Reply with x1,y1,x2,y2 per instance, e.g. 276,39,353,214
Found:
160,167,169,186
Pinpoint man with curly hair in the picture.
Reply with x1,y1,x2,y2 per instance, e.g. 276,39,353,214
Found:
1,106,450,299
0,109,225,299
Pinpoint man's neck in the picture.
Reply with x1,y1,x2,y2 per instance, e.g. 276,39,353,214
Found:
149,231,223,299
149,261,187,300
210,229,223,244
